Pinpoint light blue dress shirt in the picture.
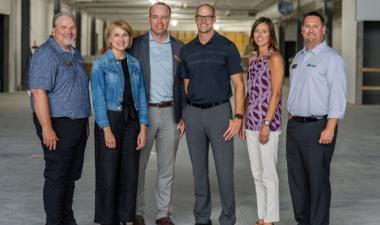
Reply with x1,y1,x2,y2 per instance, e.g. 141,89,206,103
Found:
149,32,173,103
287,41,347,119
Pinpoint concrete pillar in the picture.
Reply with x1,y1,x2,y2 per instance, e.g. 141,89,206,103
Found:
323,0,333,46
54,0,60,14
9,0,21,91
341,0,357,104
96,19,104,53
90,16,96,55
21,0,30,90
80,11,91,56
75,12,81,52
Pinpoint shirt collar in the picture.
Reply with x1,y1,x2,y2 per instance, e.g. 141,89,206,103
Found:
149,31,170,44
105,48,131,62
48,36,75,55
195,31,218,45
301,41,327,55
48,35,74,54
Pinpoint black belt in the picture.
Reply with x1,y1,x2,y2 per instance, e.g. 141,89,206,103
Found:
187,99,229,109
292,115,327,123
149,101,173,108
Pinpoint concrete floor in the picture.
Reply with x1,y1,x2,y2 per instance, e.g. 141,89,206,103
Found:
1,86,380,225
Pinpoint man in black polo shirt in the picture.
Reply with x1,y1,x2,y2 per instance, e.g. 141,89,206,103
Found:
180,4,245,225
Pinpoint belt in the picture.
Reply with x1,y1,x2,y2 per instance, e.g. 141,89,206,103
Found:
187,99,229,109
292,115,327,123
149,101,173,108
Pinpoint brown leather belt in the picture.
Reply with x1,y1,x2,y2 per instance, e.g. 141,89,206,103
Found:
149,101,173,108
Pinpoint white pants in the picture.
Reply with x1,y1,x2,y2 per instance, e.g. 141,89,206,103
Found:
246,129,280,223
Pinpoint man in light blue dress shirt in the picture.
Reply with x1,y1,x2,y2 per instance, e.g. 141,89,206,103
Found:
286,11,347,225
129,2,185,225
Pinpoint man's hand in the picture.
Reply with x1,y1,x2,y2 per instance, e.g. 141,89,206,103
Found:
288,112,293,120
42,126,58,150
319,127,335,144
319,118,338,144
31,88,58,150
223,118,242,141
136,125,147,150
177,119,185,138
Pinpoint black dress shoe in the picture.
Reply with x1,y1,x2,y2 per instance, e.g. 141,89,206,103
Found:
195,220,212,225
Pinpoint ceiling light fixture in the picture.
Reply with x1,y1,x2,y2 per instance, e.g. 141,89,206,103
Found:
149,0,158,5
171,19,178,27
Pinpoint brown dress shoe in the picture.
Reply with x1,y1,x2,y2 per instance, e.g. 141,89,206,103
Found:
133,215,145,225
155,217,175,225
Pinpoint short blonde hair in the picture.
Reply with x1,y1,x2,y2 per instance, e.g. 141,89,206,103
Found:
104,20,133,49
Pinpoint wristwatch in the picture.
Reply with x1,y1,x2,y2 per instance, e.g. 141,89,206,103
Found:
263,119,271,126
234,114,244,120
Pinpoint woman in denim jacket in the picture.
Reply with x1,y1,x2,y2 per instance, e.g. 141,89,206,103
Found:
91,20,149,225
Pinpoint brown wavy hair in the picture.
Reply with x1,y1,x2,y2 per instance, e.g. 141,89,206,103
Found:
249,17,278,52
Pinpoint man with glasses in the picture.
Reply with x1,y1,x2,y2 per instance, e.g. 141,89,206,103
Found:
129,2,185,225
179,4,245,225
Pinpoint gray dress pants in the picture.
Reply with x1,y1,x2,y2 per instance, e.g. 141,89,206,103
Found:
136,106,179,219
183,102,236,225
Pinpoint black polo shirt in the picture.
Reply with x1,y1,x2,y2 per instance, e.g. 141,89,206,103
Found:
180,32,243,104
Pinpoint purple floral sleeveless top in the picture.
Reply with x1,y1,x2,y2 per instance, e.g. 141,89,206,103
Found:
245,51,282,131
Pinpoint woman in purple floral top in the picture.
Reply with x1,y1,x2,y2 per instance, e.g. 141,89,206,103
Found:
240,17,284,225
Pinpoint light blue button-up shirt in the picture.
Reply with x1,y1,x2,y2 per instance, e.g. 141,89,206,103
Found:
287,41,347,119
149,32,173,103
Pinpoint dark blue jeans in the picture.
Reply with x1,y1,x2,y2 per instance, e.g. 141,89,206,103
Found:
94,110,140,225
33,114,88,225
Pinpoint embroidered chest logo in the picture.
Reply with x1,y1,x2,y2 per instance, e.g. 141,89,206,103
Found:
64,60,73,66
306,63,317,68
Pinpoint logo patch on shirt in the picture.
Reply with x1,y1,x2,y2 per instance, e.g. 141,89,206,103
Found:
65,60,73,66
291,64,297,69
306,63,317,68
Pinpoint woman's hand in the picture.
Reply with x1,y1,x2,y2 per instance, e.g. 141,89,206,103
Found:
136,125,147,150
103,127,116,149
259,125,270,144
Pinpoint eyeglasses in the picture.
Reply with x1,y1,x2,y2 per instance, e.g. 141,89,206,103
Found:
195,15,214,21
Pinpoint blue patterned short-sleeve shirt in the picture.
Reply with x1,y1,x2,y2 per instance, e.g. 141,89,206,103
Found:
28,36,91,119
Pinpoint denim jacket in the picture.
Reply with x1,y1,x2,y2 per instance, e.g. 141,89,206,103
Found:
91,49,149,128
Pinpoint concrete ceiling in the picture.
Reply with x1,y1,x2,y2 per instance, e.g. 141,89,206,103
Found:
62,0,280,31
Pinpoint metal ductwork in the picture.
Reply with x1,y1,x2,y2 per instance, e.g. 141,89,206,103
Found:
255,0,295,19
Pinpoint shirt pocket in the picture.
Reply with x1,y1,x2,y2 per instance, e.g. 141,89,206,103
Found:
105,69,121,101
305,65,328,87
208,54,226,65
61,62,76,83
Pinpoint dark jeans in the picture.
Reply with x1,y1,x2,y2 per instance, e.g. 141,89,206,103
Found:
94,110,140,225
33,114,88,225
286,118,337,225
